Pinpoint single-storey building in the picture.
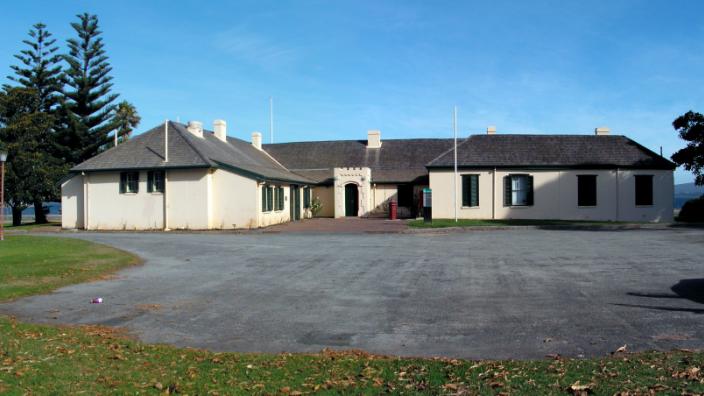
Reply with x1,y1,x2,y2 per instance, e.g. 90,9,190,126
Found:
61,121,675,230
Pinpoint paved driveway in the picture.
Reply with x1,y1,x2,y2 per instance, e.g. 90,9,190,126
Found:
2,228,704,359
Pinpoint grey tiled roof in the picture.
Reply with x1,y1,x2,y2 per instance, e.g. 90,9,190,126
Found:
263,138,455,183
72,122,313,183
427,134,676,170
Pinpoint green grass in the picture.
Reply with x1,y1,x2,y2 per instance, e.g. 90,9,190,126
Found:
1,316,703,394
2,221,61,230
1,235,703,394
0,235,140,302
408,218,628,228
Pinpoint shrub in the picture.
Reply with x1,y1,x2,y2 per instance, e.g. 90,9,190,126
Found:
678,195,704,222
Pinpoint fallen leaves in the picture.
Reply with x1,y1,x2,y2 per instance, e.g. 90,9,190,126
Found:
569,380,594,395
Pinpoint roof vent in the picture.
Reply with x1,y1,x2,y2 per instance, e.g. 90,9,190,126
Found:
252,131,262,150
213,119,227,142
487,126,496,135
595,127,610,136
367,129,381,148
187,121,204,138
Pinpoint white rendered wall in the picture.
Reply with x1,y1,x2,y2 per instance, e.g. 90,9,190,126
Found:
60,175,84,229
429,169,674,222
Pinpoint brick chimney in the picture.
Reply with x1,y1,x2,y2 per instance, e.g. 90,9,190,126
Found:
251,131,262,150
595,127,610,136
213,120,227,142
367,130,381,148
187,121,203,138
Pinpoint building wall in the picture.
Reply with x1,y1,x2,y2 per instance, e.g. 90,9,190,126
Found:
311,185,335,217
210,169,259,229
84,171,165,230
166,169,210,229
370,184,397,217
429,168,674,222
257,183,291,227
60,175,84,229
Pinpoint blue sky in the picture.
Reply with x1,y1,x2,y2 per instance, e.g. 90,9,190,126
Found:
2,1,703,183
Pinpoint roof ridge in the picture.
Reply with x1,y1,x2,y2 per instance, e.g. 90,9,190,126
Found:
169,121,214,167
426,136,472,166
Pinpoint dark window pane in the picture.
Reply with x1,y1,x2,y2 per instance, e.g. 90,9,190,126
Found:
462,175,479,207
577,175,597,206
635,175,653,206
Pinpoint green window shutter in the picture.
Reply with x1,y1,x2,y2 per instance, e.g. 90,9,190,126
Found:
267,187,273,211
261,186,266,212
461,176,470,206
470,175,479,207
157,171,164,192
147,171,154,193
526,175,534,206
279,187,284,210
119,172,126,194
504,176,511,206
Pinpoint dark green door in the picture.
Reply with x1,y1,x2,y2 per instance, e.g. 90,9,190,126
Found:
290,185,300,221
344,184,358,217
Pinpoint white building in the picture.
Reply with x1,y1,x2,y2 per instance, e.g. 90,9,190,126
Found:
61,121,675,230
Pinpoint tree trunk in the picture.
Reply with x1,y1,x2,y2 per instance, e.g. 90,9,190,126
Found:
12,207,23,226
34,200,47,224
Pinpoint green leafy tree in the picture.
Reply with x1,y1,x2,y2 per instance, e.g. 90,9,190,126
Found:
60,13,118,164
0,88,66,226
112,100,140,145
7,22,64,223
672,111,704,186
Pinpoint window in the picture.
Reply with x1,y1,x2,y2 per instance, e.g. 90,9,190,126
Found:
147,171,165,193
274,186,284,211
303,187,311,208
635,175,653,206
262,185,274,212
461,175,479,207
397,184,414,207
577,175,597,206
119,171,139,194
504,174,533,206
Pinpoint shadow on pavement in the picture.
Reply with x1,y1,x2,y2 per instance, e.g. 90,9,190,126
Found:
615,278,704,314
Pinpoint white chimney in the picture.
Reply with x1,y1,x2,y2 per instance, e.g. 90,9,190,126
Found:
187,121,204,138
251,131,262,150
595,127,610,136
367,129,381,148
487,126,496,135
213,119,227,142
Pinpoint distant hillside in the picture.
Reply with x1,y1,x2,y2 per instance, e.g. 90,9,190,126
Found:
675,182,704,208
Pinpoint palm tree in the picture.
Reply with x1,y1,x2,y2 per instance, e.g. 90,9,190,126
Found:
112,101,140,146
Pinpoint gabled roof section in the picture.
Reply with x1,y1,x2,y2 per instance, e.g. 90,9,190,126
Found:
263,138,455,183
426,134,676,170
71,122,313,184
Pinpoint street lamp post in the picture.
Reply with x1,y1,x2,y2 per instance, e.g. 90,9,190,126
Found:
0,150,6,241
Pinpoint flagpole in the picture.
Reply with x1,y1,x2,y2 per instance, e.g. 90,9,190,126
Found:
453,106,458,223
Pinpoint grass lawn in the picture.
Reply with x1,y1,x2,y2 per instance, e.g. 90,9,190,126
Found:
2,221,61,231
408,218,628,228
1,236,703,394
1,316,703,395
0,235,140,302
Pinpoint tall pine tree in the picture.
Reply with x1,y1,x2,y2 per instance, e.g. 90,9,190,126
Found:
7,22,64,223
7,23,63,113
61,13,118,164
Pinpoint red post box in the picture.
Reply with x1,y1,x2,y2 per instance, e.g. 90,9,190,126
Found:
389,201,398,220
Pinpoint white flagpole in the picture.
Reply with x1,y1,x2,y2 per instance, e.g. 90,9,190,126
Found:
453,106,458,223
269,96,274,144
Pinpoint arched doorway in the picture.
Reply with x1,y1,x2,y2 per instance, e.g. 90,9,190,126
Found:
344,183,359,217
